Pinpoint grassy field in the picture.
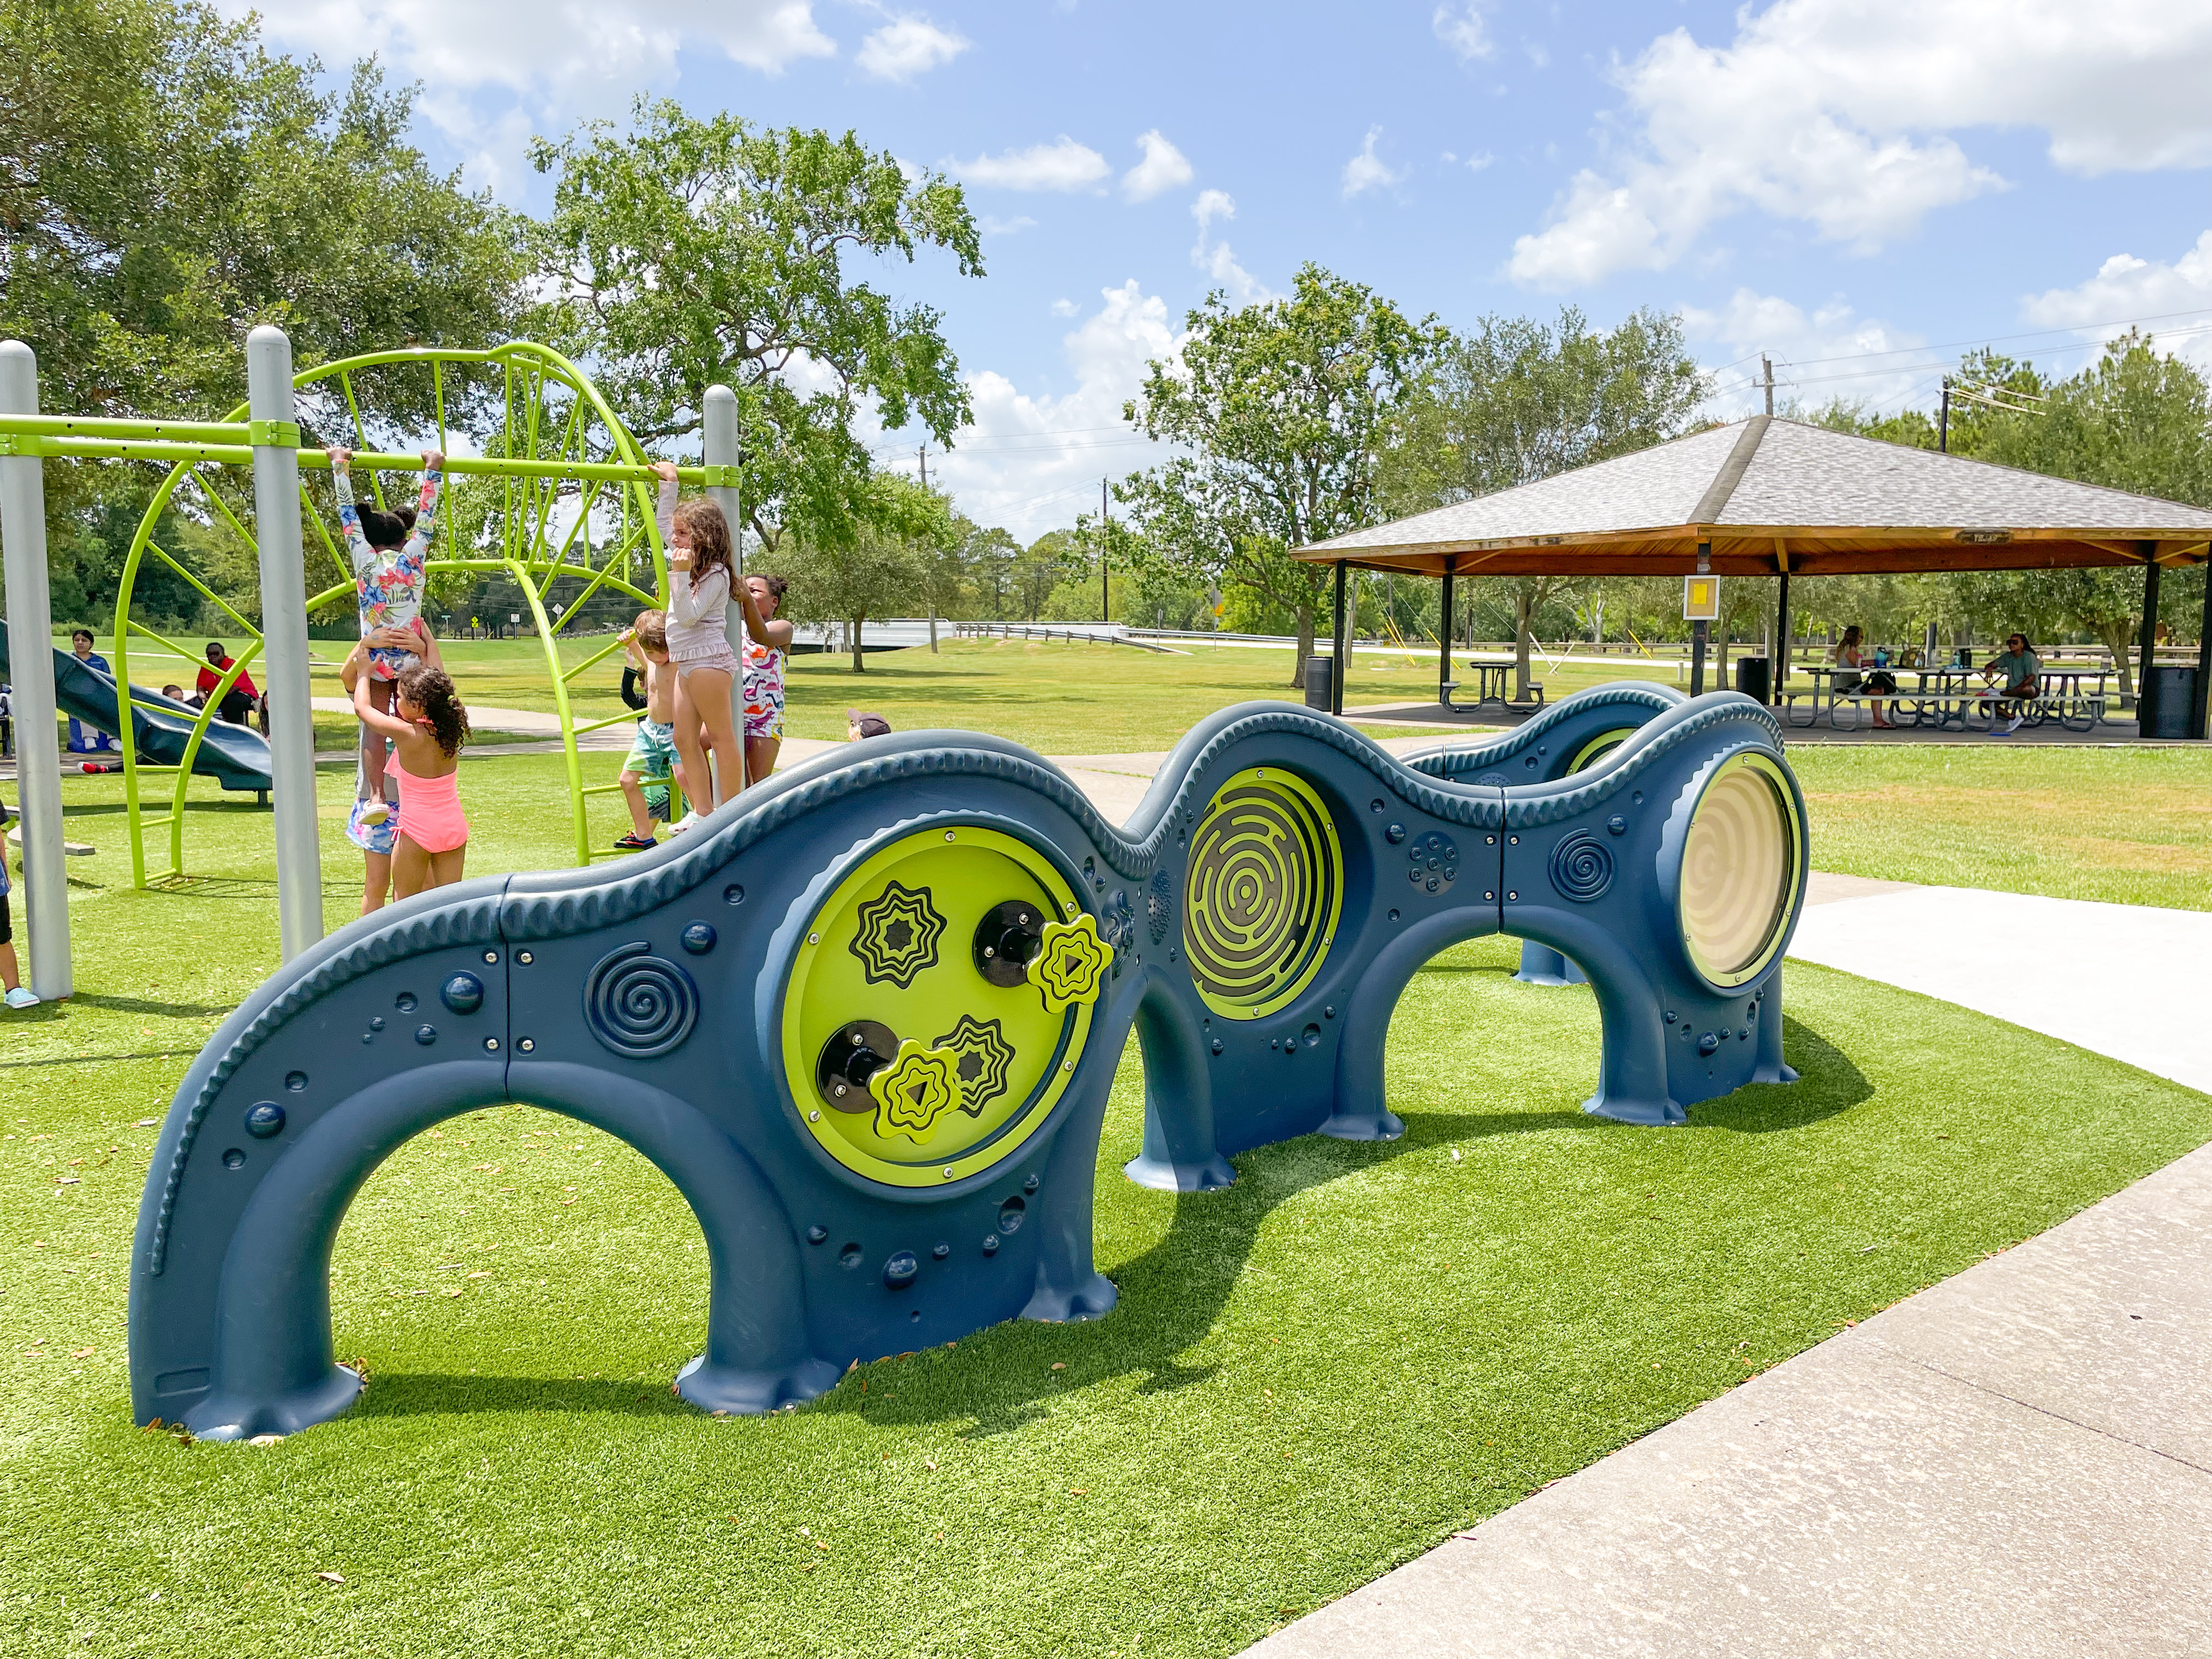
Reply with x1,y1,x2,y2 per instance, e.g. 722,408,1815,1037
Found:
6,875,2208,1655
5,682,2209,1654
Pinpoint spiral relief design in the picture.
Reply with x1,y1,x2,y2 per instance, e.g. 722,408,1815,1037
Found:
1184,772,1341,1016
1548,831,1614,902
584,941,699,1058
1680,754,1798,983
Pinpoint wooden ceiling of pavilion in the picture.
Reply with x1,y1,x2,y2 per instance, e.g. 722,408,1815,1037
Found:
1294,415,2212,579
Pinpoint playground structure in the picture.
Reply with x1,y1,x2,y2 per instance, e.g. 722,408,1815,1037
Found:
0,329,745,998
125,684,1806,1439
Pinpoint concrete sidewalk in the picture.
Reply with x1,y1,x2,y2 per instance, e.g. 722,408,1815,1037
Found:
1238,869,2212,1655
1247,1138,2212,1658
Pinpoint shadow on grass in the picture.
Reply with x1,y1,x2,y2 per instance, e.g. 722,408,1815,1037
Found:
1688,1015,1869,1134
69,991,237,1018
357,1373,696,1419
340,1012,1867,1432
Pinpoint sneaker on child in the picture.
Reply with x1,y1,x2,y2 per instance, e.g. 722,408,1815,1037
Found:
4,986,40,1009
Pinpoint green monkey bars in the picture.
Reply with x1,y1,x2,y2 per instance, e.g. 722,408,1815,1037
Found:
7,341,716,888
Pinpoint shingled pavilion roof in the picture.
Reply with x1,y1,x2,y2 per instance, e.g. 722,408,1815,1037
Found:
1294,416,2212,578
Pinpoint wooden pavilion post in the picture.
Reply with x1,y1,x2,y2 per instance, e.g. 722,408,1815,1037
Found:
2137,543,2162,729
1330,558,1348,715
1438,555,1455,708
2191,550,2211,740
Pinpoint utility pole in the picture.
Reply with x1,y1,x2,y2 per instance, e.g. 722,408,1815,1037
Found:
1939,379,1950,453
1761,356,1774,416
918,444,938,653
1100,477,1110,624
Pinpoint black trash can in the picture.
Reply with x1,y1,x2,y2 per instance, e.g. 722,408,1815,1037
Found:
1303,656,1334,712
1734,656,1771,705
2141,664,2197,738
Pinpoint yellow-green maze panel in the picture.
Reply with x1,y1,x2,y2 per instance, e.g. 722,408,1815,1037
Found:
781,827,1099,1187
1183,767,1343,1020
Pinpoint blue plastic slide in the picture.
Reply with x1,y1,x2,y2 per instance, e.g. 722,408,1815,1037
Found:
0,622,273,793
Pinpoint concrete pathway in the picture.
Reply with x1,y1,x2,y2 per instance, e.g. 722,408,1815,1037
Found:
1247,1138,2212,1658
1236,864,2212,1652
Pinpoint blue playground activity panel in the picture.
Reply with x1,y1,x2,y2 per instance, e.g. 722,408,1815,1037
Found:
128,683,1807,1439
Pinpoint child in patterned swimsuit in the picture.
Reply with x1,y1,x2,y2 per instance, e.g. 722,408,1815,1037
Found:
328,446,444,825
737,573,791,794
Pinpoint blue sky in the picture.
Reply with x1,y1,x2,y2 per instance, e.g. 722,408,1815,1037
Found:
237,0,2212,538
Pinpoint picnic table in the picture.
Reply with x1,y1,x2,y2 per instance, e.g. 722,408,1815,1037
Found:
1441,657,1540,712
1779,663,2111,733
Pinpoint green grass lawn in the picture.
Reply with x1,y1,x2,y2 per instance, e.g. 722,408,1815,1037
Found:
3,747,2210,1654
7,874,2209,1656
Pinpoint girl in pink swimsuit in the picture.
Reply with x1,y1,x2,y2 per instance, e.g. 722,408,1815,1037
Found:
352,655,473,898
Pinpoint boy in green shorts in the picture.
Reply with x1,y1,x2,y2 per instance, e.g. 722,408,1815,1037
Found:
615,610,682,850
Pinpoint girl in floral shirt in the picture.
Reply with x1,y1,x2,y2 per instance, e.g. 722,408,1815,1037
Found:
328,447,443,822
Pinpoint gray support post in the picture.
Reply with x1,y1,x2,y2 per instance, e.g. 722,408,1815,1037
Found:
247,327,321,961
0,341,71,998
1690,541,1712,698
2136,545,2163,729
1438,558,1455,707
703,386,745,793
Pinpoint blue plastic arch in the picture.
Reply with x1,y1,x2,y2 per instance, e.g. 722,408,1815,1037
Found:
131,686,1806,1438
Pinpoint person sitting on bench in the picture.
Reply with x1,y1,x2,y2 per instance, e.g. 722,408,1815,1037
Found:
1832,625,1899,728
1978,632,2040,736
196,642,259,725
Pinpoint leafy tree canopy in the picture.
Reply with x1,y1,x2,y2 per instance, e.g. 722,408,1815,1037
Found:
531,100,982,556
1117,263,1440,683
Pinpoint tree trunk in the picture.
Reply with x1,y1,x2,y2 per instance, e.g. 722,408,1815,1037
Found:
1291,607,1314,690
1513,587,1534,700
2097,617,2137,706
850,612,867,673
928,600,938,653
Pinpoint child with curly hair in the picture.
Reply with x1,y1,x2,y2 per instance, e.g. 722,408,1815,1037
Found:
348,642,472,898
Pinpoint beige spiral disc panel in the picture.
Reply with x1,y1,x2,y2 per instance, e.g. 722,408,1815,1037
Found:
1678,752,1802,988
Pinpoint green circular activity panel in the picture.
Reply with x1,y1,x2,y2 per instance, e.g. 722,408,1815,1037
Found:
1183,767,1342,1020
1679,749,1803,989
780,826,1109,1188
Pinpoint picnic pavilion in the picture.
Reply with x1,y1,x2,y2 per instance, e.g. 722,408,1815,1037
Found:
1294,415,2212,738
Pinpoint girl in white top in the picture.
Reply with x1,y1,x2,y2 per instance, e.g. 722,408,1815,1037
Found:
650,460,744,819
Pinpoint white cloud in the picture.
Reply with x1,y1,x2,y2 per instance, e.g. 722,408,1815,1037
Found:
1341,127,1406,200
218,0,836,192
946,137,1111,193
1049,298,1079,318
1464,151,1494,172
2020,231,2212,372
855,13,969,82
1683,288,1935,416
1189,190,1273,304
1509,0,2212,289
979,215,1039,236
901,281,1187,541
1121,131,1194,202
1432,3,1494,62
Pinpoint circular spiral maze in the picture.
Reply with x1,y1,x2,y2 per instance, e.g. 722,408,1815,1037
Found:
584,943,700,1058
1548,831,1615,901
1184,770,1342,1019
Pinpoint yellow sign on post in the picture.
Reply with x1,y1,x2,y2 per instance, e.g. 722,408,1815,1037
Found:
1683,574,1720,620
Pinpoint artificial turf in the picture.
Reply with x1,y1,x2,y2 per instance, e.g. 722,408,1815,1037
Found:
5,747,2211,1656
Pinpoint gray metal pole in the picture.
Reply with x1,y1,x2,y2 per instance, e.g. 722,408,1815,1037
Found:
0,341,71,999
246,327,321,960
1773,569,1791,705
1438,557,1455,707
703,385,745,794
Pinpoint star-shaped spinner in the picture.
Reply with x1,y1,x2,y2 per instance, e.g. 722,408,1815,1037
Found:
848,879,945,989
1028,913,1110,1013
866,1040,964,1141
933,1014,1014,1116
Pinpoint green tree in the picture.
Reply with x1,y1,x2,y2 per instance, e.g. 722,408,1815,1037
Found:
531,100,982,559
1381,306,1706,697
1118,264,1440,687
777,472,949,672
